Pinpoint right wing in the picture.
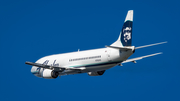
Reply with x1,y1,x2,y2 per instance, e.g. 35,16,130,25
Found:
122,52,162,64
135,42,167,49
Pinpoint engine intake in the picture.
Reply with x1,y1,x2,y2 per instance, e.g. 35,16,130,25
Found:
42,69,59,79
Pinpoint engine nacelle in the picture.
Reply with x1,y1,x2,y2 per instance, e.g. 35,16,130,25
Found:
88,70,105,76
42,69,59,79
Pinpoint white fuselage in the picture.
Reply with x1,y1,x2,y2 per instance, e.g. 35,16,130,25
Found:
27,10,165,79
31,47,134,77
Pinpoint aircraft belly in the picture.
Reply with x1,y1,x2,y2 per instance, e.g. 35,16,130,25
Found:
59,64,117,76
85,64,117,71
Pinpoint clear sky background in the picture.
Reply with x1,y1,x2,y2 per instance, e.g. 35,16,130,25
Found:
0,0,180,101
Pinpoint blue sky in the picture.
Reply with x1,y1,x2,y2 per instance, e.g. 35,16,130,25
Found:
0,0,180,101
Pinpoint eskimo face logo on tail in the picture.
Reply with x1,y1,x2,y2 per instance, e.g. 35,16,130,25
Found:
123,27,131,42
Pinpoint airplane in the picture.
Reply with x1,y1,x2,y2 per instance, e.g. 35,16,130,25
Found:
25,10,167,79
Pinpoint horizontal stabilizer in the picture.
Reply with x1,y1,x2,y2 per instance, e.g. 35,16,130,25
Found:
135,41,167,49
105,45,133,51
122,52,162,63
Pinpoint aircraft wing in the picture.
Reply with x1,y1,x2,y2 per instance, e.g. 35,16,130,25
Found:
135,42,167,49
122,52,162,64
25,61,84,72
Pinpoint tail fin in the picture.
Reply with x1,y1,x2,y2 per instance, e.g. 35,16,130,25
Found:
111,10,133,47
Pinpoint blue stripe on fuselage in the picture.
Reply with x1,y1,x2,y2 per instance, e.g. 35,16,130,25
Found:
71,61,122,68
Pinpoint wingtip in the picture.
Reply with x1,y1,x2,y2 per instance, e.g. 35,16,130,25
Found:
135,41,167,49
161,41,168,44
158,52,163,54
25,61,29,64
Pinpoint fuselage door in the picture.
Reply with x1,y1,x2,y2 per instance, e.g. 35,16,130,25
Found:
106,49,111,61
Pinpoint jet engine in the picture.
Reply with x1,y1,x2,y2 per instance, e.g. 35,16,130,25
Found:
42,69,59,79
88,70,105,76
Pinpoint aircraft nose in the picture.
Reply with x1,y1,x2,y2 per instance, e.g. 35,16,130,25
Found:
31,66,42,77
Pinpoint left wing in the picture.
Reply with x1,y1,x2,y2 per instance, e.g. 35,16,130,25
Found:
25,61,84,72
121,52,162,64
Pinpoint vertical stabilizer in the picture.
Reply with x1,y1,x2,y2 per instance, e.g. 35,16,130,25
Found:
111,10,133,47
